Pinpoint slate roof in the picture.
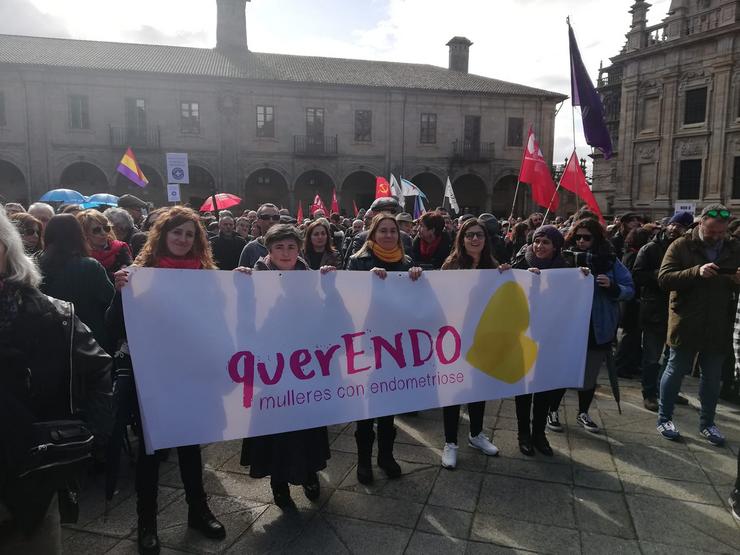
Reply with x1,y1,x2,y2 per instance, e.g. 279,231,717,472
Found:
0,34,566,99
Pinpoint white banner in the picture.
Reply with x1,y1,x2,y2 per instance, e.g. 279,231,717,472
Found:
122,268,593,453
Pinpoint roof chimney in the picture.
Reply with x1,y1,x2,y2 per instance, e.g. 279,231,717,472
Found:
216,0,249,52
446,36,473,73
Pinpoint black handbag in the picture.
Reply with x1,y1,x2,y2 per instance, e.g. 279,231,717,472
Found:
18,420,94,482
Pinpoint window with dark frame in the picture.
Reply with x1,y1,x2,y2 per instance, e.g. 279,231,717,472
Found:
180,101,200,134
678,159,702,199
0,91,6,126
507,117,524,147
733,157,740,198
125,98,147,136
684,87,707,125
420,113,437,144
354,110,372,142
256,105,274,137
69,95,90,129
306,108,325,136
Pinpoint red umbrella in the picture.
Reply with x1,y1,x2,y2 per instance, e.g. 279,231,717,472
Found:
199,193,242,212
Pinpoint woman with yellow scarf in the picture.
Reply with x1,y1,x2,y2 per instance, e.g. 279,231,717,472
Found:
347,213,423,484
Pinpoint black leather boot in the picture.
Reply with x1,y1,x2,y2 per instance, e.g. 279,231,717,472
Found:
355,428,375,484
137,512,160,555
187,497,226,540
377,427,402,479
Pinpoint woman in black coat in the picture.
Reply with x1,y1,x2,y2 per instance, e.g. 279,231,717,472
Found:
347,213,423,484
235,224,334,509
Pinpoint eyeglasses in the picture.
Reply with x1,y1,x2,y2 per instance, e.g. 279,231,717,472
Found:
258,214,281,221
91,225,111,235
464,232,485,240
704,209,731,219
574,234,593,242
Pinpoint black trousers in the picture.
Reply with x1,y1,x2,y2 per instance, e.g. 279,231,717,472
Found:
356,415,395,442
549,387,596,415
736,447,740,490
135,440,205,516
442,402,485,444
514,392,549,439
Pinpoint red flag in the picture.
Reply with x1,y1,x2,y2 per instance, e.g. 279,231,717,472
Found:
331,188,339,214
519,127,559,211
296,201,304,222
559,151,604,223
309,194,327,215
375,176,391,199
352,200,359,217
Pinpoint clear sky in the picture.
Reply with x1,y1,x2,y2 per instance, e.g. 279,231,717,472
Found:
0,0,672,171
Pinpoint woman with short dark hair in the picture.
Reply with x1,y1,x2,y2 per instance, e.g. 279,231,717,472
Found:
412,211,451,269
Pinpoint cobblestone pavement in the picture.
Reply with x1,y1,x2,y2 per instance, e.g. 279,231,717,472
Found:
62,375,740,554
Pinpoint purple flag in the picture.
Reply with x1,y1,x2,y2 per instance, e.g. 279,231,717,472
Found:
569,22,612,159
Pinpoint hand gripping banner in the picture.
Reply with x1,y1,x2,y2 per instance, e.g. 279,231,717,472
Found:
122,268,593,453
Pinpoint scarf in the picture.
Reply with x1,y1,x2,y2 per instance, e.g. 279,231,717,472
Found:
0,276,22,333
154,256,203,270
90,240,128,270
523,245,567,270
419,235,442,259
366,240,403,264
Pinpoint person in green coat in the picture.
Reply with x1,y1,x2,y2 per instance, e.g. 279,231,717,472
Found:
38,214,114,353
657,204,740,446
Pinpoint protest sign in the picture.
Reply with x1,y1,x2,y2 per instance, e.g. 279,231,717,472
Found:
122,268,593,453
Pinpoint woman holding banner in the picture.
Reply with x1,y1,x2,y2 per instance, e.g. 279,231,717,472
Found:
237,224,334,509
347,213,423,484
510,225,568,457
108,206,226,555
439,218,504,469
548,218,634,434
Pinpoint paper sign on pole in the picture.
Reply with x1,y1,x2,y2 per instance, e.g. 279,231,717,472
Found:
122,269,594,453
674,202,696,215
166,153,189,184
167,183,181,203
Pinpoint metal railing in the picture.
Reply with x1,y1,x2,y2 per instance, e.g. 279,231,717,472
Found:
452,139,495,162
109,125,161,149
293,135,338,156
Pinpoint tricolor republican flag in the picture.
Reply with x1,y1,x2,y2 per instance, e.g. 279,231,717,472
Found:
116,147,148,188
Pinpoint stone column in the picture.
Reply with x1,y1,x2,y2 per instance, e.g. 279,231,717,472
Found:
217,93,240,194
706,59,733,201
615,78,639,211
656,73,679,203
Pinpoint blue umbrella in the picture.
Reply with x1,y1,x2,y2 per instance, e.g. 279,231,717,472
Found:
85,193,119,205
40,188,86,203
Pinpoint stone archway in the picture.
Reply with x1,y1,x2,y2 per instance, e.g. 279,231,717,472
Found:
492,174,531,218
113,164,166,206
244,168,289,211
452,174,488,215
59,162,108,196
341,171,375,216
0,159,27,205
410,172,444,211
181,165,216,209
295,170,335,215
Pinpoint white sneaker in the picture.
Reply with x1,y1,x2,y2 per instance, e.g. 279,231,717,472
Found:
441,443,458,469
468,433,499,456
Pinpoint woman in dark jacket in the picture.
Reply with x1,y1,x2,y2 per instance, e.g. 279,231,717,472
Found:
411,211,452,269
439,217,506,470
108,207,225,555
548,219,634,434
77,209,132,282
236,224,333,509
347,213,423,484
303,218,341,270
0,210,111,555
39,214,115,353
510,225,568,456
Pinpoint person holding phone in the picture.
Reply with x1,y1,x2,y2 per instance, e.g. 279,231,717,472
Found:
657,204,740,446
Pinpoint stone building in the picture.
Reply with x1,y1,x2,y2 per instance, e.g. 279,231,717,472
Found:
0,0,565,216
595,0,740,218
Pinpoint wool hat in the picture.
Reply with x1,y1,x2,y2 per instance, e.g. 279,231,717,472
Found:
533,225,564,252
668,211,693,227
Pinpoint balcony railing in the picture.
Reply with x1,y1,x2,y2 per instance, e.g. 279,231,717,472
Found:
109,125,161,149
293,135,338,156
686,7,724,36
452,140,495,162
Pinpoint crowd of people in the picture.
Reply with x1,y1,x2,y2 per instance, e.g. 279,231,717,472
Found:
1,192,739,554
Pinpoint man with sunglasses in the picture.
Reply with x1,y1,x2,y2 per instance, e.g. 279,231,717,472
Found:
237,203,281,268
657,204,740,446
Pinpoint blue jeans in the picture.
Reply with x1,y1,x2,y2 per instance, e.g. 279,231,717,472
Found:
658,346,725,429
641,328,666,400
